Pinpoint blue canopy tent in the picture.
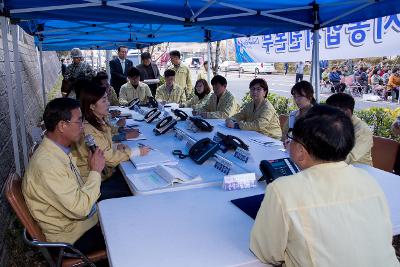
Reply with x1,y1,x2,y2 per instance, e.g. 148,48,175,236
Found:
1,0,400,174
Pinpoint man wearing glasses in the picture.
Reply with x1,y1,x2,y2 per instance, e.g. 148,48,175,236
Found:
250,105,398,267
22,98,107,255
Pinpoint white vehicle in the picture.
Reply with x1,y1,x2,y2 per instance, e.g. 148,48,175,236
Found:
219,61,240,71
239,62,276,74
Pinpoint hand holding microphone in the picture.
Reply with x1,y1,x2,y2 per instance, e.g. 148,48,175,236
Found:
85,135,105,173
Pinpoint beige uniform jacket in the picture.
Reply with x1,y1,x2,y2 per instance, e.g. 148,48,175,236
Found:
184,93,211,110
22,137,100,244
251,162,398,267
198,90,239,119
169,64,192,97
107,86,119,106
231,99,282,139
346,115,373,165
155,84,186,104
119,81,152,106
197,69,207,80
73,121,131,180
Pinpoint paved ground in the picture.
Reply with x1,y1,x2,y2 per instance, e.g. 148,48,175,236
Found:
187,69,400,111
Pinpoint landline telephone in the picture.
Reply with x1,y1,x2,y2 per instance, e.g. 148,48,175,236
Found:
188,138,220,165
216,132,249,152
128,98,140,110
148,96,158,108
259,158,299,184
153,116,177,135
144,108,161,123
171,109,188,121
189,117,213,132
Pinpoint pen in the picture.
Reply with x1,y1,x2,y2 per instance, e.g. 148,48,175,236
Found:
138,143,154,150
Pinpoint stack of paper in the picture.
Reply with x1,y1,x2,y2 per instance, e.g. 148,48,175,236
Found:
126,133,147,141
130,149,178,170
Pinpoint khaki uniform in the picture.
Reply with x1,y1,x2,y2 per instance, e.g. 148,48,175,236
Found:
183,93,211,110
251,162,398,267
346,115,373,165
22,137,100,244
73,121,131,180
119,82,152,106
197,69,207,81
198,90,239,119
107,86,119,106
155,84,186,104
231,99,282,139
169,64,192,97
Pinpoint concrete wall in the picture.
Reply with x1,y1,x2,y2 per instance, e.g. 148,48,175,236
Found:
0,25,61,266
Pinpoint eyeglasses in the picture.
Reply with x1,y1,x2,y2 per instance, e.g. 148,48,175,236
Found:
66,119,83,126
286,129,307,149
250,86,264,92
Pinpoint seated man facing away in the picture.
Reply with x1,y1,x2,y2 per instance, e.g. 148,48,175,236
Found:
250,105,399,267
119,66,152,106
193,75,239,119
155,69,186,104
22,98,106,254
225,78,281,139
326,92,373,165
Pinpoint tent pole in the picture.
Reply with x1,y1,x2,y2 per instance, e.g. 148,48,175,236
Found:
207,41,211,84
97,49,101,71
314,29,320,103
11,24,29,168
106,50,111,81
310,35,315,84
1,16,21,175
38,41,47,107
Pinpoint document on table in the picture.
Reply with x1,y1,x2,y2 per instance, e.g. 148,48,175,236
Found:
130,149,178,170
126,133,147,141
249,138,282,147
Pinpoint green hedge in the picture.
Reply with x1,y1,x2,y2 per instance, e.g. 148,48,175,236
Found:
242,93,400,142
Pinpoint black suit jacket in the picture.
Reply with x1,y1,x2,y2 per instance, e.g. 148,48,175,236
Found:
110,58,133,95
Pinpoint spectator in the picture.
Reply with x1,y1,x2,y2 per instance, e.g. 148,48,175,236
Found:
284,62,289,75
136,52,160,97
371,69,385,96
295,61,304,83
168,50,192,98
391,116,400,136
387,67,400,102
110,46,133,97
226,78,282,139
61,58,67,77
197,61,210,81
328,66,342,93
250,105,398,267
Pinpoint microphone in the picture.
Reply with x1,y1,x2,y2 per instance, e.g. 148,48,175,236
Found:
84,134,97,153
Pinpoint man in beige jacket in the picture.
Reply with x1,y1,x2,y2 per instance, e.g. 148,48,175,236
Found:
22,98,106,254
119,66,152,106
194,75,239,119
326,93,373,165
168,50,192,98
155,69,186,104
251,105,399,267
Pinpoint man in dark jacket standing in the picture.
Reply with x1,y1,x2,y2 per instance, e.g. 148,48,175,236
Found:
136,52,160,97
110,46,133,97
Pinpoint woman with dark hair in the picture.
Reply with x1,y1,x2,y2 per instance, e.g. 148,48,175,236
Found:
225,78,281,139
73,83,150,200
180,79,211,109
282,80,315,142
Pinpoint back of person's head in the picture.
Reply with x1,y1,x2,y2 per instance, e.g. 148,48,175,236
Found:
169,50,181,58
194,79,211,98
43,98,80,132
141,52,151,60
203,61,208,66
372,69,379,75
164,69,176,77
326,93,355,114
211,75,227,86
291,80,316,104
249,78,268,98
127,67,141,78
92,71,108,86
292,105,355,162
79,83,107,131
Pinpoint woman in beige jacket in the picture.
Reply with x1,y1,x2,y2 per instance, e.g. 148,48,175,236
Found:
180,79,211,110
73,84,149,200
226,78,282,139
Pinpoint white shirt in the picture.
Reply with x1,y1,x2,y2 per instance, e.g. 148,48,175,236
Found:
119,58,125,73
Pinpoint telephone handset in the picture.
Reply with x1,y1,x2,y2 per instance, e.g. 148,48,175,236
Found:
171,109,188,121
144,108,161,123
148,96,158,108
216,132,249,152
189,117,213,132
188,138,220,165
259,158,299,184
128,98,140,110
153,116,177,135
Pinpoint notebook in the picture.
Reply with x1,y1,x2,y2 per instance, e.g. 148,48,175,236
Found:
231,194,265,219
130,149,178,170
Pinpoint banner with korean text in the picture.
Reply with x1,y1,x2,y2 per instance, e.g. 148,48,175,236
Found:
234,13,400,63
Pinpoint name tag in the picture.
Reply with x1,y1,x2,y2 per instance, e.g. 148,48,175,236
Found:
234,147,250,163
214,156,232,175
212,133,222,143
223,173,257,191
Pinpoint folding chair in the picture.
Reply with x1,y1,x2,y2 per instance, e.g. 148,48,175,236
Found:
371,136,400,173
5,173,107,267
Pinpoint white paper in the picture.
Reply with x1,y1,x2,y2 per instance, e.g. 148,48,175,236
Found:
126,133,147,141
